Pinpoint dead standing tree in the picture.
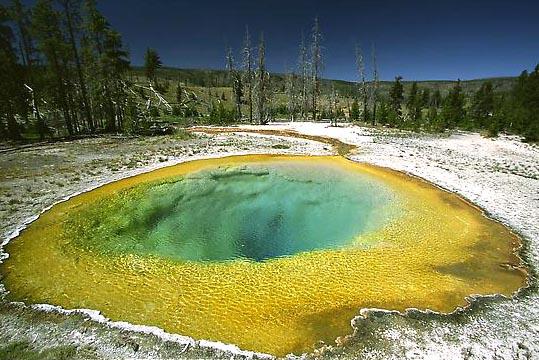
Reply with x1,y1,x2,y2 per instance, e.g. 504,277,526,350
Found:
355,44,368,123
285,68,298,121
298,31,310,120
242,26,254,123
371,44,380,126
254,33,269,124
226,46,243,120
310,17,322,121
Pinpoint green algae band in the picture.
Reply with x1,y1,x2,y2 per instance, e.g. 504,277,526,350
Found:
1,155,527,357
68,162,396,262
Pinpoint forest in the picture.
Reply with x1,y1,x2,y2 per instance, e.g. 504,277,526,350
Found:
1,0,538,142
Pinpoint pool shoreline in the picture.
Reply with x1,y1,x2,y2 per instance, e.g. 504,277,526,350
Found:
0,124,537,358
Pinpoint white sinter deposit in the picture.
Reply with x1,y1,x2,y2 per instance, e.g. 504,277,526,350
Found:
1,123,538,359
237,121,539,359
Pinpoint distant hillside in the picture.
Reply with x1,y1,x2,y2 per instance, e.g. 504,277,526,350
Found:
131,66,517,98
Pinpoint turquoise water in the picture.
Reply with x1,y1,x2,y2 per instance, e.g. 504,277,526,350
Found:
68,162,398,262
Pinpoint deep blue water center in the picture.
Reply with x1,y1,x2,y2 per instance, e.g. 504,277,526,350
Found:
89,162,396,262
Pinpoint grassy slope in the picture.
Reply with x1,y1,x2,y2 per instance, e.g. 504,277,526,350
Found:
131,66,516,95
129,66,516,118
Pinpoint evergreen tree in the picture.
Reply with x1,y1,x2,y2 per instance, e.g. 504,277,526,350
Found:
350,99,360,121
441,80,466,129
470,81,494,129
83,0,130,131
377,100,389,125
32,0,75,135
59,0,94,132
10,0,47,139
0,4,25,139
144,47,161,84
431,89,442,108
426,104,439,130
406,81,421,125
421,88,430,108
509,66,539,141
388,76,404,127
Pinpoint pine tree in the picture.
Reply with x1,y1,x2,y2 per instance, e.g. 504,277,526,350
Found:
59,0,94,132
350,99,360,121
0,3,25,139
32,0,75,135
83,0,129,131
471,81,494,128
441,80,466,129
10,0,47,139
421,88,430,108
144,47,161,84
509,66,539,141
388,76,404,127
406,81,422,126
431,89,442,108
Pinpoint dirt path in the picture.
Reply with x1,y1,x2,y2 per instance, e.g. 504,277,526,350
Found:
189,126,357,156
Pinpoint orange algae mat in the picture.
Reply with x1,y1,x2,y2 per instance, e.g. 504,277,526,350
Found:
0,155,527,356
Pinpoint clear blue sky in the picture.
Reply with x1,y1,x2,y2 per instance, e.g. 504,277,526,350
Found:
20,0,539,81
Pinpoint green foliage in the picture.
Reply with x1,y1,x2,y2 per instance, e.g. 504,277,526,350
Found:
350,99,360,121
388,76,404,127
149,106,160,118
144,47,162,83
0,341,85,360
0,4,25,140
406,82,422,128
441,80,466,129
509,67,539,141
470,81,494,129
209,101,236,125
377,101,389,125
0,0,537,142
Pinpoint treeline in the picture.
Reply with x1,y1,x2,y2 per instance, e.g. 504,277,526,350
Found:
1,3,538,142
360,68,538,141
0,0,158,141
221,18,325,125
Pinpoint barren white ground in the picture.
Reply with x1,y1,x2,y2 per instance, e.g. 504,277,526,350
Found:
1,123,538,359
239,122,539,359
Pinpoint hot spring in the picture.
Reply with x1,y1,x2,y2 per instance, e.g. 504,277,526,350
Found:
0,155,527,356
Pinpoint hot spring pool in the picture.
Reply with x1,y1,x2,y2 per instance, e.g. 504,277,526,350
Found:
0,155,527,356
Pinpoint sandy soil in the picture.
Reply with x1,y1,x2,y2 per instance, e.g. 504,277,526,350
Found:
0,123,538,359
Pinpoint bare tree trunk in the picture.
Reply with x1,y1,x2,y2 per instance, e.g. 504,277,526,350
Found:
355,45,368,123
298,32,309,120
371,44,379,126
310,17,322,121
242,27,253,124
61,0,94,132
